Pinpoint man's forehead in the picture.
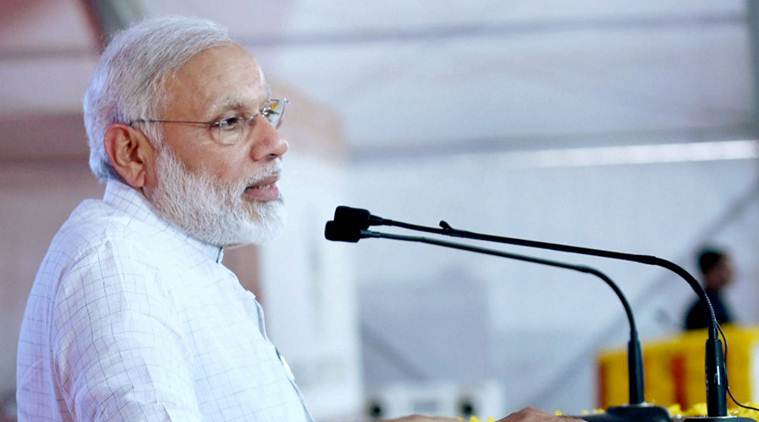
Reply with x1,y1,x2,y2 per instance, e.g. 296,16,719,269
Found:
168,44,270,116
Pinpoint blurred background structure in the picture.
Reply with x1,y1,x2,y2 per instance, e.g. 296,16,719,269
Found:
1,0,758,420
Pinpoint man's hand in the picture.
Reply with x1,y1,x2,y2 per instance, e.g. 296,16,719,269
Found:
498,407,584,421
382,408,584,422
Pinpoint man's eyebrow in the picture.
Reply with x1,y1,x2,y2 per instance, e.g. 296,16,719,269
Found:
207,95,250,115
207,86,273,116
208,97,245,115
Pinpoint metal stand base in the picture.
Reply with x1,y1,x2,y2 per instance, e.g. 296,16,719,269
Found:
577,404,757,421
579,404,671,421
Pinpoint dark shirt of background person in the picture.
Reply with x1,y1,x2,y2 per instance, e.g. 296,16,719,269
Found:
684,247,735,331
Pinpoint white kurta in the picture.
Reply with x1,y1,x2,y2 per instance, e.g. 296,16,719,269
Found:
17,180,313,422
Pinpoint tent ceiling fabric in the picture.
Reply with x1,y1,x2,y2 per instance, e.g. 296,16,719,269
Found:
0,0,753,159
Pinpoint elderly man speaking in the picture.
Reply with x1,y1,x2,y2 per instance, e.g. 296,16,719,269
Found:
16,16,578,422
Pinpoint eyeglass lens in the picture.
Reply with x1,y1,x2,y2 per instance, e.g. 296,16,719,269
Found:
213,98,287,145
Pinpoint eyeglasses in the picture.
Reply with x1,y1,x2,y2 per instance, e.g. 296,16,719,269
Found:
129,97,288,146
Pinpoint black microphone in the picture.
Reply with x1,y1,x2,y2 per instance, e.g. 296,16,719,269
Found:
325,220,361,242
334,205,386,229
328,206,749,422
325,219,669,421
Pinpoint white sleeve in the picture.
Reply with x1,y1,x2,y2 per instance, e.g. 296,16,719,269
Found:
51,240,203,422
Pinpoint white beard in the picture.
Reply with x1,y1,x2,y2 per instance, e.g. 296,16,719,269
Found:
148,146,286,247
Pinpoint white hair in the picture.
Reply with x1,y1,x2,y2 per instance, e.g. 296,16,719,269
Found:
83,16,233,182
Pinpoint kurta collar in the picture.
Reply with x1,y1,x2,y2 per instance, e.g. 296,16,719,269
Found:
103,179,225,263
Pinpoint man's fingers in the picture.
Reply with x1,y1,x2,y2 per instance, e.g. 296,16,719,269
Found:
384,408,584,422
497,406,584,421
385,415,460,422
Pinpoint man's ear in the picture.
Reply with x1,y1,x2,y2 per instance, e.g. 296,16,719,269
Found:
103,124,158,189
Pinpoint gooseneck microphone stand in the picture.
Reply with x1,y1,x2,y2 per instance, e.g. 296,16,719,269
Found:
325,221,670,422
327,206,752,422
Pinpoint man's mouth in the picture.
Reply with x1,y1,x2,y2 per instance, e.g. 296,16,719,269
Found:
243,175,280,201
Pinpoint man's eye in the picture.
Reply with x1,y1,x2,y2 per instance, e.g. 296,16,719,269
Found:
214,116,242,131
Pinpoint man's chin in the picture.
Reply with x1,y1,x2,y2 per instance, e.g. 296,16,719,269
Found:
222,201,287,247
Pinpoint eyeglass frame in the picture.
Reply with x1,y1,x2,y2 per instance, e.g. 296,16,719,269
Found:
127,97,289,145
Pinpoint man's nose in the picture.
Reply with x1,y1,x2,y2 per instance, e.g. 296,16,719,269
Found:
249,118,288,161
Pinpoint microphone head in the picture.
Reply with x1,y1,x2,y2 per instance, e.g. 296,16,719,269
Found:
334,206,373,229
324,220,362,243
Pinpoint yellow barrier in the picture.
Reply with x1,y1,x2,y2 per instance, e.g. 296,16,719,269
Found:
597,326,759,410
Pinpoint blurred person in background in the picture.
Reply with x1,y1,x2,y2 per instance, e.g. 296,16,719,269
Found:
15,16,578,422
684,247,736,331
